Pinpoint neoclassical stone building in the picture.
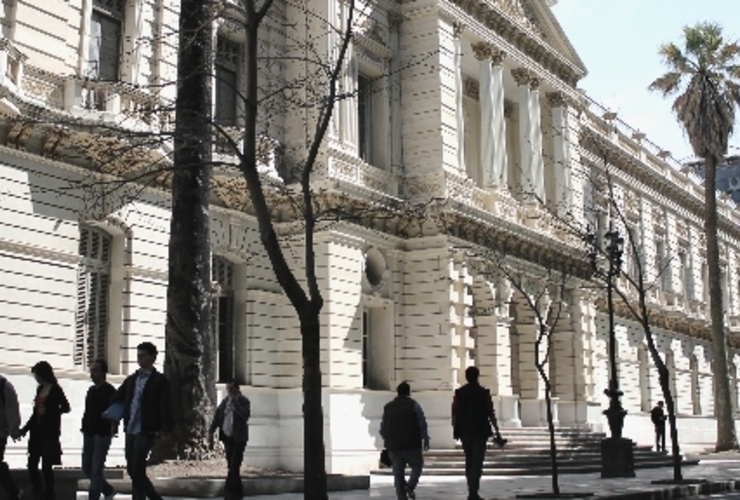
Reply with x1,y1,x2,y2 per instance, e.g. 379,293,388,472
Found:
0,0,739,474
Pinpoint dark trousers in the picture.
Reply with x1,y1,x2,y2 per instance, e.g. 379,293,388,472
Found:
461,435,488,498
0,437,20,499
82,434,115,500
28,438,59,500
655,424,666,452
388,448,423,500
125,433,161,500
222,437,246,499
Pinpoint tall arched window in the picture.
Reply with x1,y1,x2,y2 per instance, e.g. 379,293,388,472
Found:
690,355,701,415
639,345,651,412
212,255,235,382
75,225,112,368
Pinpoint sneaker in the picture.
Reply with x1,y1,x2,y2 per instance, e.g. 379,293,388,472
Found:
104,492,117,500
405,485,416,500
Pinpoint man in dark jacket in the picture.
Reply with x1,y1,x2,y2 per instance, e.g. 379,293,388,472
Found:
651,401,666,453
111,342,174,500
380,382,429,500
452,366,505,500
81,359,117,500
209,379,251,500
0,374,21,500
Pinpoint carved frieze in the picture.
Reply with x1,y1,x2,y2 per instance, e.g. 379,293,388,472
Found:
471,41,493,61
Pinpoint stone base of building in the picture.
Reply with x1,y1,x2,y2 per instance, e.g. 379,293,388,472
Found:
600,437,635,478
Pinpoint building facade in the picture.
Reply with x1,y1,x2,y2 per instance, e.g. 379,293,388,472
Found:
0,0,739,474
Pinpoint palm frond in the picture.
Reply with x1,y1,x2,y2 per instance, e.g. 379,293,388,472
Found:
649,72,684,96
717,42,740,66
658,43,695,73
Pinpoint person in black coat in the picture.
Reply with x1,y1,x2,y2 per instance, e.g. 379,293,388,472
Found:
651,401,667,453
20,361,71,500
209,379,251,500
110,342,174,500
452,366,505,500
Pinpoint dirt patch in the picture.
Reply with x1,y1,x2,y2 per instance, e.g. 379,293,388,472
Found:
140,459,299,479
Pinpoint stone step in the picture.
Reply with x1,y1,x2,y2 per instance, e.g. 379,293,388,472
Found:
425,454,677,468
424,450,666,463
372,459,700,477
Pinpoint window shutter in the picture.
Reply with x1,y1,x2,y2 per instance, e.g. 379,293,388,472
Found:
74,268,90,366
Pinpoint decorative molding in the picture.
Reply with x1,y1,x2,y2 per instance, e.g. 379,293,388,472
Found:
462,75,479,100
388,12,404,33
490,49,506,66
546,91,566,108
452,20,465,38
529,76,541,90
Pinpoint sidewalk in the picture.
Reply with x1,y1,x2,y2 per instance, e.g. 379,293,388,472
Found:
75,457,740,499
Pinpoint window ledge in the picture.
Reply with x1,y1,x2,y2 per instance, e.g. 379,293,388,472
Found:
326,146,398,197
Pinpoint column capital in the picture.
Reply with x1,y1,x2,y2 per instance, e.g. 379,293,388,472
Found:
511,67,531,86
546,91,567,108
529,76,541,90
452,21,465,38
490,49,506,65
389,12,404,33
471,41,493,61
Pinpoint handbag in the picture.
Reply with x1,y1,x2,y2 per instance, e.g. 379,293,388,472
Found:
101,401,125,422
379,449,392,467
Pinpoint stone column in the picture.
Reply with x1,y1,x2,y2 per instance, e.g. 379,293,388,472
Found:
473,42,494,184
453,23,466,173
342,1,357,148
490,49,508,189
547,92,571,214
389,13,403,170
512,68,531,196
528,76,545,201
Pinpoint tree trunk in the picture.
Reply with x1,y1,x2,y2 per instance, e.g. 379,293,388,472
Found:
544,383,559,495
705,154,739,452
160,0,216,461
658,364,682,481
301,307,327,500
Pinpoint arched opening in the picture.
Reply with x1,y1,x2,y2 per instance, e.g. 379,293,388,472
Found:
638,344,651,412
212,255,236,383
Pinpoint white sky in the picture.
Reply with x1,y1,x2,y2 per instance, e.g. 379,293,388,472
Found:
551,0,740,163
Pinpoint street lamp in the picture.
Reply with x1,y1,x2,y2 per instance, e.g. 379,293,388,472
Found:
587,224,634,478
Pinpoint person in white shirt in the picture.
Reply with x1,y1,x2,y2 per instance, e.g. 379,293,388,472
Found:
209,380,250,500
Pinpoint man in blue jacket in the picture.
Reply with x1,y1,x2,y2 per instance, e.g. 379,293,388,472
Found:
380,382,429,500
209,379,251,500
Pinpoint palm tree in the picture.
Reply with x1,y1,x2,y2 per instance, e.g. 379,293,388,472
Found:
649,22,740,451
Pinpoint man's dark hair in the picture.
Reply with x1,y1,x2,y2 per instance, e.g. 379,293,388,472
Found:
225,378,239,389
397,382,411,397
32,361,57,385
136,342,158,357
94,359,109,374
657,401,664,406
465,366,480,383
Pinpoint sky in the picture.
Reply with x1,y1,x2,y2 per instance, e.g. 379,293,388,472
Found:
551,0,740,164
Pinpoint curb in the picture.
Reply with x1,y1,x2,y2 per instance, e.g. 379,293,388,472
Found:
80,474,370,498
604,479,740,499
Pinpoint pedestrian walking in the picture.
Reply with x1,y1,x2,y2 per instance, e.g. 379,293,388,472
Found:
0,373,22,500
111,342,174,500
651,401,667,453
452,366,505,500
81,359,117,500
209,379,251,500
379,382,430,500
19,361,71,500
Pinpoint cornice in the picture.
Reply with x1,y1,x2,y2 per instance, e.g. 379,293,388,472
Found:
580,129,740,245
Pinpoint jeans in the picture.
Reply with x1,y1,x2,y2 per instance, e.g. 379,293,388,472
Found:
461,435,488,498
222,437,246,499
125,433,161,500
0,437,20,499
28,438,60,500
82,434,115,500
655,424,666,452
388,449,423,500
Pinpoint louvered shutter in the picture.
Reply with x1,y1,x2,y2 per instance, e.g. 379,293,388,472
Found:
74,267,90,366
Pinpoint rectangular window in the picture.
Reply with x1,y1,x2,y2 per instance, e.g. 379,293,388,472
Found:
212,256,235,382
75,226,112,368
357,74,373,164
362,306,393,390
655,238,667,289
87,0,124,80
215,36,240,127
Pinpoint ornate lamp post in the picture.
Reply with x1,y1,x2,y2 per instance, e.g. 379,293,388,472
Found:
587,224,635,478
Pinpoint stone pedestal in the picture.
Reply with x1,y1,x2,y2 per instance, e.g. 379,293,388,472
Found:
600,437,635,478
496,394,522,427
